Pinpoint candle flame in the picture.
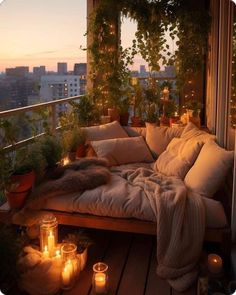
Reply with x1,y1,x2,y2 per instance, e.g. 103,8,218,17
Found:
213,259,218,263
44,245,48,251
56,250,60,257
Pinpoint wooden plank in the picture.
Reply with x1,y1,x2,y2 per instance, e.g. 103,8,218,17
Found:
63,230,112,295
145,242,171,295
98,232,133,295
117,234,153,295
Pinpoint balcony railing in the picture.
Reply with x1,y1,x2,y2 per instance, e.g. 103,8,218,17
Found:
0,95,83,151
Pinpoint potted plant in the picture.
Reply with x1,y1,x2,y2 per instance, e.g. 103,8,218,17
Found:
184,99,203,127
118,96,131,126
39,135,62,169
61,127,87,161
143,85,160,125
5,143,46,209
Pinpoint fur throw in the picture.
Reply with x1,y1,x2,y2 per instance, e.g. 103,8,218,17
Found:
13,158,111,226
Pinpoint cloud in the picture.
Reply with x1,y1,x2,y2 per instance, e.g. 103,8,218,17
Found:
24,50,59,57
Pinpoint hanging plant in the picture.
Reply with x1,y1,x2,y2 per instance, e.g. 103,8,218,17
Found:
87,0,210,111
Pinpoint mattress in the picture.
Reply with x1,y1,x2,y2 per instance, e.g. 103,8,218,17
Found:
44,163,228,229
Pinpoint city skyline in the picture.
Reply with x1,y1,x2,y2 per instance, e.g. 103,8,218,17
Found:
0,0,141,73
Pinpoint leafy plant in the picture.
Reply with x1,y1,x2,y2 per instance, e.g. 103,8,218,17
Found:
61,127,87,154
39,135,62,168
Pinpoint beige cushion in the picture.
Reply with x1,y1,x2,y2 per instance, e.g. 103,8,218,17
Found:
184,140,234,197
91,136,154,166
84,121,128,141
145,123,183,158
181,122,216,142
154,137,203,179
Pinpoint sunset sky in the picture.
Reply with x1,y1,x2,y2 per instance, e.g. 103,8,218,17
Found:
0,0,138,73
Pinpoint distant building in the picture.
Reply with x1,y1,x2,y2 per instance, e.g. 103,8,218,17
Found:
5,66,29,78
74,63,87,95
33,66,46,78
74,63,87,76
57,63,67,75
40,75,80,113
140,65,147,77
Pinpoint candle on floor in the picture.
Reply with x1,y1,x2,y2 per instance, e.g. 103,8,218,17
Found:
95,272,106,294
43,245,49,259
48,231,55,257
207,254,223,274
62,264,71,287
93,262,108,294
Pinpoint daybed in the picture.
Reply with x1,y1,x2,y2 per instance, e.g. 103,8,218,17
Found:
1,120,234,291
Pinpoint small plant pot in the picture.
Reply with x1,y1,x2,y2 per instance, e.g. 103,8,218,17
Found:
5,190,29,209
120,112,129,126
10,170,35,192
76,144,87,158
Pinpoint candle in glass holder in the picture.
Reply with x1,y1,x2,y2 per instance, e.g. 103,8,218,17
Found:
48,231,55,257
93,262,108,294
40,215,58,258
61,243,78,290
207,254,223,274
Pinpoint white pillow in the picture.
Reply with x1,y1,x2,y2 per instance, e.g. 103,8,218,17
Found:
184,140,234,197
181,122,216,143
84,121,128,141
91,136,154,166
154,137,204,179
145,123,183,158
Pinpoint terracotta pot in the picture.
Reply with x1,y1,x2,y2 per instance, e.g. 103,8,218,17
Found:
76,144,87,158
10,170,35,193
131,116,142,127
120,112,129,126
6,190,29,209
107,108,120,122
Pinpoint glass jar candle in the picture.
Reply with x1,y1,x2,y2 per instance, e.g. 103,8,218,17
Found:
40,215,58,258
61,243,79,290
92,262,108,294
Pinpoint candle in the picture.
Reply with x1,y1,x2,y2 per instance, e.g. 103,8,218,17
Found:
62,265,71,286
43,245,49,259
207,254,223,274
48,231,55,257
62,156,70,166
95,272,106,294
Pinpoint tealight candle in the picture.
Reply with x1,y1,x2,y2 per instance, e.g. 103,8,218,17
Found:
207,254,223,274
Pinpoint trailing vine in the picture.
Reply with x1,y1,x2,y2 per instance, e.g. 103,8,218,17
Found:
87,0,210,111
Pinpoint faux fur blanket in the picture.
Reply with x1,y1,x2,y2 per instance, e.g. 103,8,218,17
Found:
116,165,205,292
14,158,111,225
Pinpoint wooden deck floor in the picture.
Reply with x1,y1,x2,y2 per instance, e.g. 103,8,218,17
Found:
62,229,196,295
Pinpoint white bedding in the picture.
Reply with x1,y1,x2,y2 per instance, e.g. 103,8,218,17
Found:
44,163,227,229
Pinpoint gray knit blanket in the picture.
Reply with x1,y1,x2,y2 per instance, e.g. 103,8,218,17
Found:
116,165,205,292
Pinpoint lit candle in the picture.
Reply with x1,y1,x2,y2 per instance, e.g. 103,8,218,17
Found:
207,254,223,274
62,156,70,166
95,272,106,294
43,245,49,259
62,265,71,286
48,231,55,257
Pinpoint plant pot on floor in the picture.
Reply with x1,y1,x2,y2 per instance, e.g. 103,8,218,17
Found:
131,116,142,127
108,108,120,122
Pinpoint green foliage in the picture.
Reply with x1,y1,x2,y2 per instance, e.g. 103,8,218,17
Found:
87,0,210,104
70,96,99,126
61,127,87,154
39,135,62,168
